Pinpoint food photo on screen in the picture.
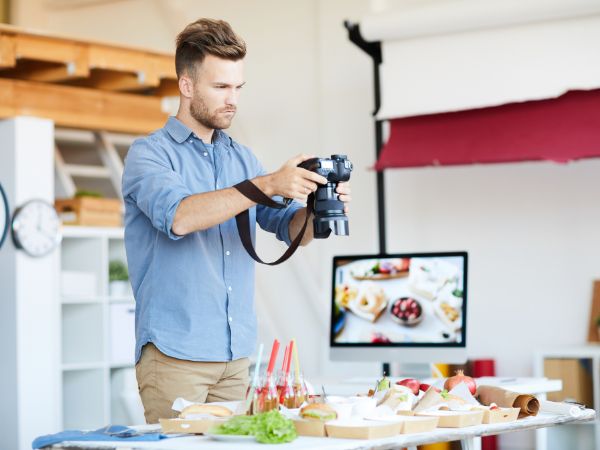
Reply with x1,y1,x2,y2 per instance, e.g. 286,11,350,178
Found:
332,253,466,345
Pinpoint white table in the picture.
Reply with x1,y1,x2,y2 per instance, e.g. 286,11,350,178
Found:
52,410,595,450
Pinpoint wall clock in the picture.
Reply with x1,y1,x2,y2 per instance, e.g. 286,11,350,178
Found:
11,199,62,257
0,181,8,250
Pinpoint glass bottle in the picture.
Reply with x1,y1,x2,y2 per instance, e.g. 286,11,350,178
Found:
279,373,296,409
292,371,308,408
253,374,279,413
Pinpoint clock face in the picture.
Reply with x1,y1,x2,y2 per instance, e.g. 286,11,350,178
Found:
11,199,62,257
0,182,8,250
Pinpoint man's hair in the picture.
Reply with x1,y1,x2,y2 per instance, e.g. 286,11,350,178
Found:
175,18,246,79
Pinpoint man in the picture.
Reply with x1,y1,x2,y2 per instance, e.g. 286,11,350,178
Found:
122,18,351,423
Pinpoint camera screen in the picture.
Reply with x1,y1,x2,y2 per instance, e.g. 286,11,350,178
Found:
331,252,467,346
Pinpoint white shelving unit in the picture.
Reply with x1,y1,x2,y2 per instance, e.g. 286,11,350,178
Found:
59,225,143,429
534,346,600,450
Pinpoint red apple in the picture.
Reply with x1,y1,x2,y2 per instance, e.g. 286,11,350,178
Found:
419,383,441,393
396,378,420,395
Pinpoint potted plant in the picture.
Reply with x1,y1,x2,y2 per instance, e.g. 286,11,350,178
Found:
109,259,130,297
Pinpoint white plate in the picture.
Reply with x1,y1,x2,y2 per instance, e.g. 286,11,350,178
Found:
204,432,256,442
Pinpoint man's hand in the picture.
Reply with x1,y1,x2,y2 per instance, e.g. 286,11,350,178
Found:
254,154,328,203
336,181,352,213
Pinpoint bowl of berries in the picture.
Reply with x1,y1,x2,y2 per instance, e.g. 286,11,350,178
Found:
389,297,423,326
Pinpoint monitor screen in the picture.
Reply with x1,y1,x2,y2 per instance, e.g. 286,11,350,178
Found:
330,252,467,362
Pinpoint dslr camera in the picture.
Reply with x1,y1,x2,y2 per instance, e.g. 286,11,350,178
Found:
298,154,353,238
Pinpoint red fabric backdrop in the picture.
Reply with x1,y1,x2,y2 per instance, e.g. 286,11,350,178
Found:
375,89,600,170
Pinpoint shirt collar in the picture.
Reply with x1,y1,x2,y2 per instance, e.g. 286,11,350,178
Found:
165,116,193,143
165,116,232,146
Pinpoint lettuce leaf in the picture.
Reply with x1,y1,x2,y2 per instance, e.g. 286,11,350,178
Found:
209,410,297,444
253,410,297,444
210,414,257,436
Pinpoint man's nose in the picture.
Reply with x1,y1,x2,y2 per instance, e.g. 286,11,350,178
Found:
225,88,239,106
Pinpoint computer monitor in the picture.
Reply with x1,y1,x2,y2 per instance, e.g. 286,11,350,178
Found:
330,251,468,364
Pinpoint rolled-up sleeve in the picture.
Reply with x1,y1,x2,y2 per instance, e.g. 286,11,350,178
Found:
257,199,304,246
122,138,193,240
249,158,304,246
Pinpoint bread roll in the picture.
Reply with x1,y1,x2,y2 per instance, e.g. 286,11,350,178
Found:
300,403,337,421
179,403,233,418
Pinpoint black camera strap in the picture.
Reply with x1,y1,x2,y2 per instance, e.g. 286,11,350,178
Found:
233,179,313,265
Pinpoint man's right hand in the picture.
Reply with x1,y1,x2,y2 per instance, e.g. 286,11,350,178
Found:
255,154,328,203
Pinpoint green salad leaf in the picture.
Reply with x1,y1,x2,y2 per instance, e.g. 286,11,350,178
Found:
210,414,257,436
396,393,408,402
253,410,297,444
209,410,297,444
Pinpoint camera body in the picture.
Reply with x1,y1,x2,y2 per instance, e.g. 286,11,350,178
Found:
298,154,353,238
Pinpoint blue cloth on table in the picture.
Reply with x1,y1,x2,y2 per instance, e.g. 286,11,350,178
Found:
32,425,169,449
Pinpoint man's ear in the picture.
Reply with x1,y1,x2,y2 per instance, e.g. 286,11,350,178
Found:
178,75,194,98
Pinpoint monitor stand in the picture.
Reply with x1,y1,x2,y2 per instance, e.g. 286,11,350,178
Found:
382,362,439,380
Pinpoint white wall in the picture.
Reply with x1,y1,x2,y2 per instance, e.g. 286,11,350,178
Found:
12,0,600,397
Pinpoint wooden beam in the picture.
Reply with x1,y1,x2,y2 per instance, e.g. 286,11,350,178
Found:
0,34,16,68
8,60,90,82
154,78,180,97
15,34,89,68
87,46,171,86
0,26,176,90
0,78,168,134
85,69,159,91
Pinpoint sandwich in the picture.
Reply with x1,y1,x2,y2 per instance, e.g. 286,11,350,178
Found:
299,403,337,421
179,403,233,418
376,384,414,411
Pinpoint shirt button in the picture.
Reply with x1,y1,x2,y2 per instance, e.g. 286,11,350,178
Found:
225,251,231,256
188,139,193,143
203,152,208,156
228,286,232,291
228,316,233,322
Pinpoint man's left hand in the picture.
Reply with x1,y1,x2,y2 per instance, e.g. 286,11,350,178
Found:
336,181,352,213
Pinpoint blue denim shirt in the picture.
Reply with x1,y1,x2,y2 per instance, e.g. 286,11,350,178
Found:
122,117,302,363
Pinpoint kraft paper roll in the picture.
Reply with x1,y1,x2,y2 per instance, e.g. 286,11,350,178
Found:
476,385,539,418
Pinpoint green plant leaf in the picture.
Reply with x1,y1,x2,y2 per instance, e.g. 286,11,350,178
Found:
109,260,129,282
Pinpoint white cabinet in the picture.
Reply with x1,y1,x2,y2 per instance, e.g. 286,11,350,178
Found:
534,346,600,450
59,225,143,429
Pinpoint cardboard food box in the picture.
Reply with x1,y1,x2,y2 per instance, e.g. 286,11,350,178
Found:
293,419,328,437
416,410,484,428
482,407,520,424
399,416,439,434
55,197,122,227
159,417,227,434
325,420,401,439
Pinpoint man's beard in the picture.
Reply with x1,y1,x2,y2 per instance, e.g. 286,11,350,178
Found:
189,96,236,131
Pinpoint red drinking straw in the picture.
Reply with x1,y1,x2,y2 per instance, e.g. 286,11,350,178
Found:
266,339,280,378
285,340,294,377
281,343,289,372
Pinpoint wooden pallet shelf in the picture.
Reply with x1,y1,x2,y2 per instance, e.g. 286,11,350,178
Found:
0,24,178,133
0,78,168,134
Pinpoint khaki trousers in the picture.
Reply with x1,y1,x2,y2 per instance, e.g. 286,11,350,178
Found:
135,343,250,423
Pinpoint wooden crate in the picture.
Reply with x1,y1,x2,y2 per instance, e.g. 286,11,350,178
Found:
55,197,122,227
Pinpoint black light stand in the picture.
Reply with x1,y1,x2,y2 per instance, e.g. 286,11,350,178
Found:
343,21,390,377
